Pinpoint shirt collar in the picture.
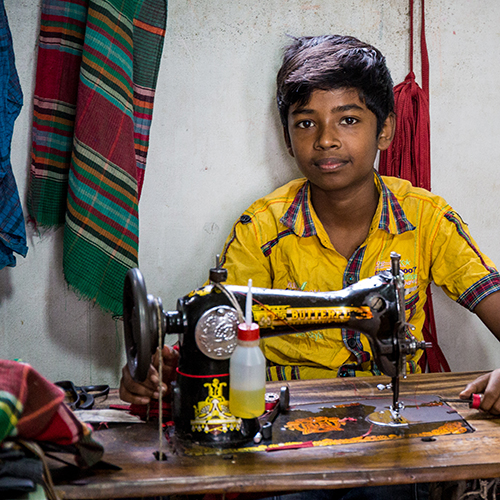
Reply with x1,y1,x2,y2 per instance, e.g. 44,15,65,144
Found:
374,171,416,234
280,172,415,237
279,180,316,237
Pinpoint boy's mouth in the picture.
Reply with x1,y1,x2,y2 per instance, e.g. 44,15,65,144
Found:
314,157,348,170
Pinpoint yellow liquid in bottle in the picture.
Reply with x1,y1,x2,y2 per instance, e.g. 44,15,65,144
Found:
229,387,266,418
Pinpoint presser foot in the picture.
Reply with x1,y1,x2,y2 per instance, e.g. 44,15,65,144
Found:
389,402,407,424
366,402,409,427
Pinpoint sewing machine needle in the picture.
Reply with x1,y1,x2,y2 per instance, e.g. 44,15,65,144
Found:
392,376,399,411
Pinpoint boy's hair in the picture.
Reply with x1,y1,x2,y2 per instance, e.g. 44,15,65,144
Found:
276,35,394,136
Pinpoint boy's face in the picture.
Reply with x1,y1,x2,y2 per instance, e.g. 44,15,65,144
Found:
285,88,394,195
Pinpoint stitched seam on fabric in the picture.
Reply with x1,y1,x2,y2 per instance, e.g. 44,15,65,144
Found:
261,229,295,257
445,212,496,274
220,224,240,267
426,208,448,271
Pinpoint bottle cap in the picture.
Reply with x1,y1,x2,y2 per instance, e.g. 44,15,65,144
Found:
237,322,260,341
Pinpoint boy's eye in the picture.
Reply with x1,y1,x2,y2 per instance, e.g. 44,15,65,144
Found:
297,120,315,129
340,117,358,125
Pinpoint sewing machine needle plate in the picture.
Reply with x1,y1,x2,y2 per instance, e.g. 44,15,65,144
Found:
270,395,472,445
177,395,474,456
366,408,410,427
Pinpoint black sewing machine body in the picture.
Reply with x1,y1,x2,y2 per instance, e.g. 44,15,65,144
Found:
123,254,428,448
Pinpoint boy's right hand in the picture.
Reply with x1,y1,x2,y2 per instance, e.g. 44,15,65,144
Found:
459,369,500,415
119,345,179,405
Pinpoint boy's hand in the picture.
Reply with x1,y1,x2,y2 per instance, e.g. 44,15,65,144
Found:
459,369,500,415
119,345,179,405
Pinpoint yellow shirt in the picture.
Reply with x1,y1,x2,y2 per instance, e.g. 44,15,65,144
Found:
220,173,500,380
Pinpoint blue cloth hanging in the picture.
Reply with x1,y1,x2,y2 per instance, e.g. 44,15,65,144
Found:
0,1,27,269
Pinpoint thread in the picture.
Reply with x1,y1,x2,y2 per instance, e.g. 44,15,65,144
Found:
156,299,164,460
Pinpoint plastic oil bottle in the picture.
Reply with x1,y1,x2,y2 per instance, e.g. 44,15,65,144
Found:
229,279,266,419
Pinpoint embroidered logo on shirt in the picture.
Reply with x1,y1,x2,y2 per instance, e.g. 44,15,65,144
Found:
375,261,418,289
294,331,325,341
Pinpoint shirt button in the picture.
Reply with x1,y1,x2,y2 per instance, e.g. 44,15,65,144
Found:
347,338,357,349
346,274,356,284
239,214,251,224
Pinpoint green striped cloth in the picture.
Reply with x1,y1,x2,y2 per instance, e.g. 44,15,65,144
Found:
28,0,167,315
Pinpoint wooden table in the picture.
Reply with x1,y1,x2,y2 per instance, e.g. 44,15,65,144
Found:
53,371,500,499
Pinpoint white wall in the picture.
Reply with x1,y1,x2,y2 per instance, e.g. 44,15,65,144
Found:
1,0,500,386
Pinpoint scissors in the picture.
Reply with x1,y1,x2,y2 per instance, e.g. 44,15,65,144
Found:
55,380,110,410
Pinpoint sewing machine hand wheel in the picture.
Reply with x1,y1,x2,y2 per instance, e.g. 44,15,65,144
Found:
123,268,156,382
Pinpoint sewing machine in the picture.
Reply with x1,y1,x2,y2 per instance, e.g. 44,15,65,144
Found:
123,252,430,448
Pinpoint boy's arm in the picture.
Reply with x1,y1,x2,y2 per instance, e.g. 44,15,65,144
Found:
459,290,500,414
473,290,500,341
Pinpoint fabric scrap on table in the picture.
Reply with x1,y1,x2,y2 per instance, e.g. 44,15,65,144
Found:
0,359,104,468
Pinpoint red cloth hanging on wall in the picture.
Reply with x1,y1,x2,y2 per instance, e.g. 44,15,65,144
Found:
379,70,430,189
378,0,450,373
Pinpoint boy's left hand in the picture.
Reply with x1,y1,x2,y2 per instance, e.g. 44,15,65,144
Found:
459,369,500,415
119,345,179,405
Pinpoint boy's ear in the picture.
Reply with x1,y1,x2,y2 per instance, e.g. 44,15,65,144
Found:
377,112,396,151
283,127,295,157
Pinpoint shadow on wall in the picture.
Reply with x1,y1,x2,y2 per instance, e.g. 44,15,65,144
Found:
430,284,493,372
0,267,14,302
45,227,125,385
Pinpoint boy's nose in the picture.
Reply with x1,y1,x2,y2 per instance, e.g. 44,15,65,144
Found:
315,126,340,149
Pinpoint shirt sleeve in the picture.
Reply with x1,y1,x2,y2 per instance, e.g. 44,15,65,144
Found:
429,209,500,310
220,214,273,289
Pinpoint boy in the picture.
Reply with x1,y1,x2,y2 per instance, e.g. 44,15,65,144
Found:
120,35,500,414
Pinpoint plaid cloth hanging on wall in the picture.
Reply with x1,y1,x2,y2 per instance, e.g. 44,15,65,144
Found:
28,0,167,315
0,2,28,270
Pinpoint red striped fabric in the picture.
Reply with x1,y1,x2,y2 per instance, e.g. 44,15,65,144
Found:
0,360,103,467
28,0,167,315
